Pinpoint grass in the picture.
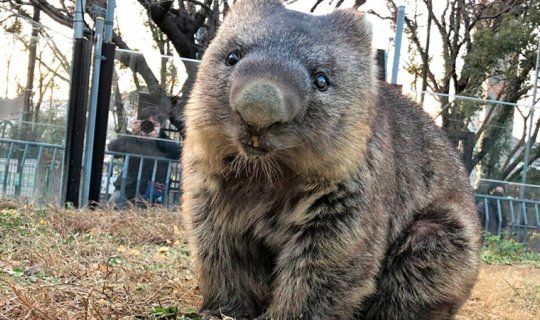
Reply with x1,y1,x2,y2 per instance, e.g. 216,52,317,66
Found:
0,201,200,319
481,235,540,266
456,264,540,320
0,201,539,319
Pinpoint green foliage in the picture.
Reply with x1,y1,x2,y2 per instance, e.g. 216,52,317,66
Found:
0,107,66,145
407,0,540,180
481,235,540,266
478,105,514,179
150,306,177,318
510,167,540,186
462,17,534,92
468,7,540,178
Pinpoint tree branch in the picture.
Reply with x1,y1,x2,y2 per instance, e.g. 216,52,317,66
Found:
28,0,72,28
473,103,498,144
367,9,392,21
138,0,198,58
310,0,324,13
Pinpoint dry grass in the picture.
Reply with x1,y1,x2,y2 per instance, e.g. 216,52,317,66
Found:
0,201,538,319
456,264,540,320
0,201,200,319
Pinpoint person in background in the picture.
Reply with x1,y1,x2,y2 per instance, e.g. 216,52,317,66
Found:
108,106,180,207
476,182,507,236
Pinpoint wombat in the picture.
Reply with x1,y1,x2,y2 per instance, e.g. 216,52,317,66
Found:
181,1,481,319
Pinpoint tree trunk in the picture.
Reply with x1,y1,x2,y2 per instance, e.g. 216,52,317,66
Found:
113,81,127,133
419,11,432,107
21,7,40,140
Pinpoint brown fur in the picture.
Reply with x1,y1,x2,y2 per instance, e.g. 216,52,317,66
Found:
182,1,481,319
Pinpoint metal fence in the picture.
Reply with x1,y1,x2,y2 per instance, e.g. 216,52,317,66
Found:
101,151,182,209
0,138,64,205
476,178,540,202
0,138,181,209
475,194,540,252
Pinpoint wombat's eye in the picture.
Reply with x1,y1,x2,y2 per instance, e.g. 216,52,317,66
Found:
226,51,242,66
313,72,329,91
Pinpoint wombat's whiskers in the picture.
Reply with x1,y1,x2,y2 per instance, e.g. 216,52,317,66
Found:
224,152,283,189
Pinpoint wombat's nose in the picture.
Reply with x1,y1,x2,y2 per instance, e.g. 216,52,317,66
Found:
230,81,300,129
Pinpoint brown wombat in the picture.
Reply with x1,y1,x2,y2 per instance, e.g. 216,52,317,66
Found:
181,1,481,319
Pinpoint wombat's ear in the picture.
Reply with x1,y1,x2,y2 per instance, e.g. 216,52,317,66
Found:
329,10,372,49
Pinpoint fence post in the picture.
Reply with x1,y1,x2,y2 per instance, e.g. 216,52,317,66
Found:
391,6,405,85
81,16,105,207
88,0,117,207
62,0,91,208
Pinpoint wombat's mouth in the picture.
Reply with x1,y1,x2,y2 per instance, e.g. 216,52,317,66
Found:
236,131,275,157
241,143,271,157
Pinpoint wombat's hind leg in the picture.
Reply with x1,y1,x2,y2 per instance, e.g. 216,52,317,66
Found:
358,208,479,320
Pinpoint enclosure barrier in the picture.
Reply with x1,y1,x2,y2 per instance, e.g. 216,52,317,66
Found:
475,194,540,252
103,151,181,208
0,138,64,205
0,138,181,208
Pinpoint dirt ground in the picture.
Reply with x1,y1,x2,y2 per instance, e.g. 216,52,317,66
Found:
0,204,538,319
456,264,539,320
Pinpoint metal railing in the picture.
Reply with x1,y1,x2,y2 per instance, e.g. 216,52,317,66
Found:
0,138,182,208
476,178,540,202
0,138,64,205
102,151,182,209
475,194,540,252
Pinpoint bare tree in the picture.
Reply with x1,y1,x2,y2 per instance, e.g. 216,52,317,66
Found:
20,6,40,142
371,0,540,181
